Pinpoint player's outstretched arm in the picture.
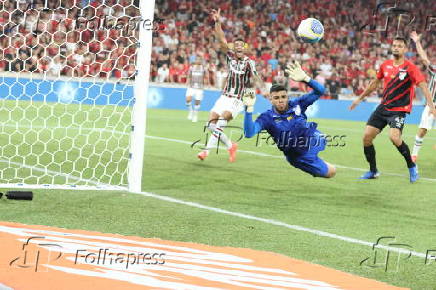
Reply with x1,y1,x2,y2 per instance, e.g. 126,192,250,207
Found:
243,89,263,138
210,9,229,53
410,31,431,67
349,78,382,110
285,62,325,108
293,79,326,110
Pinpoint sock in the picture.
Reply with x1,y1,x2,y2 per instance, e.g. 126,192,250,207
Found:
186,101,192,111
215,119,232,149
364,145,378,173
194,104,200,112
412,135,423,156
396,141,415,168
204,123,218,152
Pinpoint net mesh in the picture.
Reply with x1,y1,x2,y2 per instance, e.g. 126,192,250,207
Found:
0,0,140,188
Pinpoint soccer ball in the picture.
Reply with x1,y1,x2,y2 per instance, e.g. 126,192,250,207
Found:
297,18,324,43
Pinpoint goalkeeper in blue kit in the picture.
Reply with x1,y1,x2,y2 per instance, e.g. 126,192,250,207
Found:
243,62,336,178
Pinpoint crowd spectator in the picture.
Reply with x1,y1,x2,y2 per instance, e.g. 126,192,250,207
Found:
1,0,434,100
0,0,140,79
150,0,435,99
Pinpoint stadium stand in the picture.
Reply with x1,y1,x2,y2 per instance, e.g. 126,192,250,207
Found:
1,0,434,99
0,0,139,79
150,0,435,99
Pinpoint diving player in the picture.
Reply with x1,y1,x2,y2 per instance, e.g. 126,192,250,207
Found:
243,61,336,178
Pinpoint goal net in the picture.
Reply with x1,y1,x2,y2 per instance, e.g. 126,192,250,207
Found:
0,0,153,191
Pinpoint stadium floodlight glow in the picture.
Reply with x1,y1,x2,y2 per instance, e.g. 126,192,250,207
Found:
0,0,155,192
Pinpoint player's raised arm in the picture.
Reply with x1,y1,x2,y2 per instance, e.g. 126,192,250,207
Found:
349,78,382,110
286,61,325,109
210,9,229,53
243,89,263,138
418,81,436,117
410,32,436,117
410,31,431,67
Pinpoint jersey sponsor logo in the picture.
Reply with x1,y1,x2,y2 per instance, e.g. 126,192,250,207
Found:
229,59,249,74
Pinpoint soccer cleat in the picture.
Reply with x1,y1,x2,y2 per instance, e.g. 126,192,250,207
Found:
411,155,417,163
359,171,380,179
197,150,208,161
409,165,419,183
228,142,238,162
187,110,193,120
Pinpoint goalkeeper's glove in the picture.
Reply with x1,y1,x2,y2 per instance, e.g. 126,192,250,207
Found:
285,61,311,83
242,88,256,113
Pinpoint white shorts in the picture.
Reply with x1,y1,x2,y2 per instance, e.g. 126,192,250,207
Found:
186,88,204,101
211,94,244,118
418,105,436,130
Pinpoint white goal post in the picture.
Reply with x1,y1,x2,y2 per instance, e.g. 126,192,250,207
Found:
128,0,155,193
0,0,155,191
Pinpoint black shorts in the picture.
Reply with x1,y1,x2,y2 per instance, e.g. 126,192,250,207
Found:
367,105,407,131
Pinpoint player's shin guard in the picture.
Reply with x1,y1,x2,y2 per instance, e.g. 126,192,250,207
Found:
412,135,423,157
192,105,200,122
204,123,218,152
186,101,193,119
396,141,415,168
215,119,232,149
364,145,378,173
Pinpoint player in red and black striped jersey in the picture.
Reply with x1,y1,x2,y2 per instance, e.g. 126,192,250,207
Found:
349,37,436,183
197,8,266,162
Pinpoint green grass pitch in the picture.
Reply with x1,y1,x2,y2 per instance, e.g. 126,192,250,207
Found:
1,108,436,289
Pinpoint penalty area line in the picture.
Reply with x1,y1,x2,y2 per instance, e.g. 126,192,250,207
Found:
133,190,427,259
145,135,436,182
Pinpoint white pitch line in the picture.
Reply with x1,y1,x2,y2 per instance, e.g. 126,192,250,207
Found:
0,125,432,260
321,125,436,141
146,135,436,182
133,190,428,259
0,159,96,183
2,124,436,181
0,159,125,190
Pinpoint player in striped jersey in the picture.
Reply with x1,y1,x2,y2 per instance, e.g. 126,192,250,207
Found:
349,37,436,183
197,8,266,162
186,56,207,123
410,31,436,162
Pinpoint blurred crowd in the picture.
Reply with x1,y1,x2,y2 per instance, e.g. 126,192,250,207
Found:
151,0,435,99
0,0,139,79
1,0,434,99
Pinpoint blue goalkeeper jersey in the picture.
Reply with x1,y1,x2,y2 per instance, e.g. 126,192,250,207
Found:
244,80,325,156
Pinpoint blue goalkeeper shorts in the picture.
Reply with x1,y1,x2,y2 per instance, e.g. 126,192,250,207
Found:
285,131,329,178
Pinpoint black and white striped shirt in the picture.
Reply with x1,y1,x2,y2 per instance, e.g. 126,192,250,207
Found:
188,64,205,89
223,51,257,99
